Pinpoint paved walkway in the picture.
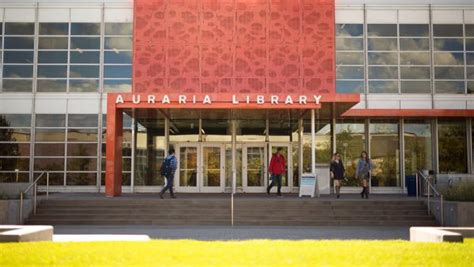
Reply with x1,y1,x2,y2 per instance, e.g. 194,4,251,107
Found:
53,225,408,241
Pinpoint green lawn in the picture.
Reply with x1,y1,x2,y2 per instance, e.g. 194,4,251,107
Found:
1,239,473,266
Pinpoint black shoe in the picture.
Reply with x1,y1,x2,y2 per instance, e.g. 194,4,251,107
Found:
170,194,176,199
159,192,164,199
336,194,340,199
365,193,369,199
266,186,270,195
277,192,282,197
360,191,364,198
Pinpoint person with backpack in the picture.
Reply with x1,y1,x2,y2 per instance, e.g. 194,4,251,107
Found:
356,151,372,199
267,147,286,196
159,148,178,199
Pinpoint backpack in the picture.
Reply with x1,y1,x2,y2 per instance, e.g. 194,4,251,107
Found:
160,156,173,177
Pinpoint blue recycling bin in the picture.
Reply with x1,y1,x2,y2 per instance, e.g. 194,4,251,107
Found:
405,175,417,197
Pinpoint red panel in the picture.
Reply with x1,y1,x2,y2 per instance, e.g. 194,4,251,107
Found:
343,109,474,118
133,0,336,96
105,98,123,197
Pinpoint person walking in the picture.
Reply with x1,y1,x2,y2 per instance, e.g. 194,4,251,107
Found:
330,152,345,198
159,148,178,199
267,147,286,196
356,151,372,199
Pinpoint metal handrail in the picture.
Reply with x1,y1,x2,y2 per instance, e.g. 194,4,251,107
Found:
416,171,444,226
19,171,50,224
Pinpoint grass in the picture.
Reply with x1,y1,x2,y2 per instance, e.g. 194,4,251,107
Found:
1,239,473,266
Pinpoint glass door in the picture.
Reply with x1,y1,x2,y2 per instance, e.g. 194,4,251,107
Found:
268,143,293,192
201,144,225,192
176,144,199,192
242,144,267,192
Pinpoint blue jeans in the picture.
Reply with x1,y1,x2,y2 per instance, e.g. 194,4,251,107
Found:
160,175,174,195
268,174,282,193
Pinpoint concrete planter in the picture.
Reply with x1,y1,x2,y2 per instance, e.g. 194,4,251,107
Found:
427,200,474,227
0,200,33,225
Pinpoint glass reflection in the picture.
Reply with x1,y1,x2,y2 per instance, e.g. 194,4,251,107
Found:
103,80,132,92
369,81,398,93
399,24,429,37
69,80,99,93
404,120,433,176
37,65,67,78
38,37,68,49
39,23,68,35
0,114,31,127
5,23,34,35
1,80,32,93
368,38,398,51
4,51,34,63
336,81,364,93
35,143,65,156
400,38,430,51
104,66,132,78
434,52,464,65
179,146,198,187
368,66,398,79
400,67,430,79
36,79,67,92
35,129,66,142
435,67,464,80
336,38,364,51
335,24,363,37
434,38,464,51
34,158,64,171
0,158,30,172
435,81,465,94
433,24,463,37
336,66,364,79
70,51,100,63
66,173,97,186
3,65,33,78
370,120,400,187
71,23,100,35
104,37,132,50
400,52,431,65
38,51,68,63
438,120,467,173
70,37,100,49
0,143,30,157
368,52,398,65
336,52,364,65
4,37,34,49
105,23,133,35
36,114,66,127
401,81,431,94
105,51,132,64
69,65,100,78
367,24,397,37
336,120,365,186
67,158,97,171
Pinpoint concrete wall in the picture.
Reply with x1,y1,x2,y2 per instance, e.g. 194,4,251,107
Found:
427,200,474,227
0,200,33,225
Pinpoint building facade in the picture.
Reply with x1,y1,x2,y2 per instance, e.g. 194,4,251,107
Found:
0,0,473,196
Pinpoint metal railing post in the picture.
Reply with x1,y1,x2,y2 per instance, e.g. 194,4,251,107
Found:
427,179,430,215
33,183,37,215
440,195,444,226
415,173,419,199
46,172,50,199
19,192,24,225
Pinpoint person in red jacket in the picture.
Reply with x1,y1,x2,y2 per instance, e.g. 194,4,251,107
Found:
267,147,286,196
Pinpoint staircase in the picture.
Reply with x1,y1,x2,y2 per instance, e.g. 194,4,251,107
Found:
26,195,437,226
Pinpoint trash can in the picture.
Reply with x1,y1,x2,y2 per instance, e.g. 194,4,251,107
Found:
405,175,417,197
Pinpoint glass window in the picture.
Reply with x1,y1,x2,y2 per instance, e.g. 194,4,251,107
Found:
434,38,464,51
466,25,474,37
68,114,98,127
438,119,467,173
302,119,331,167
0,158,30,172
35,143,65,156
4,37,34,49
335,24,363,37
36,80,67,92
71,23,100,35
435,81,465,94
38,37,68,49
434,52,464,65
399,24,429,37
400,67,430,80
70,37,100,49
37,65,67,78
69,65,100,78
401,81,431,94
35,129,66,142
104,37,132,50
67,144,98,157
433,24,463,37
3,65,33,78
104,66,132,78
67,129,98,142
404,120,433,176
368,52,398,65
367,24,397,37
399,38,430,51
467,53,474,65
468,81,474,94
104,51,132,64
434,67,464,80
34,158,64,171
103,80,132,92
336,81,364,93
368,81,398,93
468,67,474,79
368,66,398,79
0,143,30,157
38,51,68,63
39,23,68,35
4,51,34,63
368,38,397,51
0,114,31,127
105,23,133,35
5,23,34,35
335,119,366,184
69,80,99,93
400,52,431,65
467,40,474,52
335,38,363,51
336,66,364,79
1,80,32,92
36,114,66,127
370,120,400,187
66,173,97,185
0,128,30,142
70,51,100,64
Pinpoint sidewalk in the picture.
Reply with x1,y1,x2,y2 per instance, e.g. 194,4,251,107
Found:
53,225,408,242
